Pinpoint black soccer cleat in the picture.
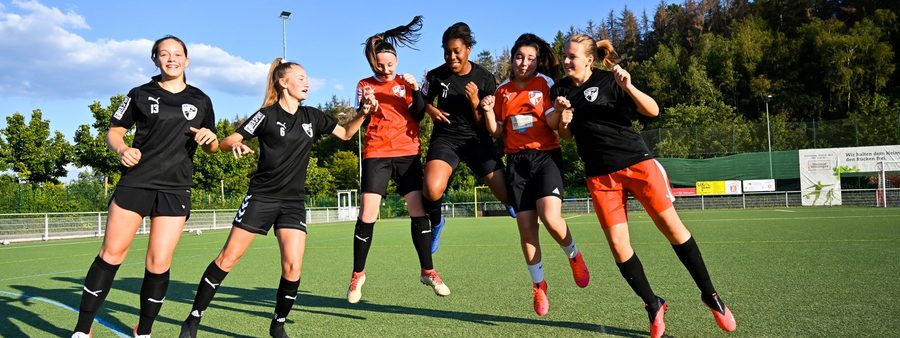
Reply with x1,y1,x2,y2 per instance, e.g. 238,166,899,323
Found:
179,315,200,338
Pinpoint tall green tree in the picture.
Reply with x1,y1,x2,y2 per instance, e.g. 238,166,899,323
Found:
1,110,72,183
327,150,359,190
73,96,127,194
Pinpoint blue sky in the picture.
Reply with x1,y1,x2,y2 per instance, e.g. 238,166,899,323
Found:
0,0,661,179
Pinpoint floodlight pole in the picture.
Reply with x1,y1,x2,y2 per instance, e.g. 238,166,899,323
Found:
280,11,291,60
765,94,773,179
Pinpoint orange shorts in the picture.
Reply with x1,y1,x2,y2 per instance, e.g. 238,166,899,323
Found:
586,159,675,228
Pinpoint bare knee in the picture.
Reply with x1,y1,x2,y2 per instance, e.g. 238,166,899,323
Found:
281,261,302,280
145,254,172,273
215,251,243,272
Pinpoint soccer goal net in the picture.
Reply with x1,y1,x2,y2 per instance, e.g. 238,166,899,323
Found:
876,161,900,207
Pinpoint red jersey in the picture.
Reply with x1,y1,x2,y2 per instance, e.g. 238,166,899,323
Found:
493,73,559,154
356,76,420,158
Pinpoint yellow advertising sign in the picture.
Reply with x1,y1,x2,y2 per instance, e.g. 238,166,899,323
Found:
696,181,725,195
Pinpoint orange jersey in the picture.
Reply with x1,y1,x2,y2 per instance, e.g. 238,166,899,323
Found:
493,74,559,154
356,76,420,158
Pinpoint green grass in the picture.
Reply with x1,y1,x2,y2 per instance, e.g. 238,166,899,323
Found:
2,207,899,337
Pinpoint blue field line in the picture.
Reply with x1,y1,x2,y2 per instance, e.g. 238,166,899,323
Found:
0,290,129,337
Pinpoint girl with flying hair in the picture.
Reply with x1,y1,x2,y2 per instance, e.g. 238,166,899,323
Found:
552,34,737,337
345,15,452,305
479,33,591,317
178,59,370,338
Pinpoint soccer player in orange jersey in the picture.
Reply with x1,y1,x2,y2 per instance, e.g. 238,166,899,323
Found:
552,34,736,337
345,16,450,305
479,33,590,317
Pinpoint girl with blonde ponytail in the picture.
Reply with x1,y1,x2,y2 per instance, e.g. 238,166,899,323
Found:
178,58,372,338
551,34,736,337
345,15,453,304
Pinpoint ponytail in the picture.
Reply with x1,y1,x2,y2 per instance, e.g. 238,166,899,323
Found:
364,16,423,76
262,58,302,109
568,34,618,69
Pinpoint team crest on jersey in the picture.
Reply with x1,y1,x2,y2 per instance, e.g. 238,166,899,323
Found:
528,91,543,106
113,96,131,120
392,85,406,98
302,123,313,137
243,111,265,134
583,87,599,102
182,104,198,120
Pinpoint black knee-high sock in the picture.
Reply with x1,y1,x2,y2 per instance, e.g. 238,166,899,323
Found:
672,236,716,296
410,216,434,270
272,277,301,326
616,253,658,307
353,219,375,273
189,261,229,318
74,256,120,334
136,269,170,335
422,196,443,228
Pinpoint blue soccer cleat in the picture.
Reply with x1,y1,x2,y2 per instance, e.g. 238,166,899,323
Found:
506,205,517,218
430,216,445,253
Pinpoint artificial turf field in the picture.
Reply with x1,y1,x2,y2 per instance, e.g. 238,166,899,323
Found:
1,207,899,337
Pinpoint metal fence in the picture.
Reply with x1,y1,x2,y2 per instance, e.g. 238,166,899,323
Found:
2,188,897,244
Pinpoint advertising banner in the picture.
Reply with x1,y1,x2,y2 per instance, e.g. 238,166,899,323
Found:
743,179,776,192
798,145,900,206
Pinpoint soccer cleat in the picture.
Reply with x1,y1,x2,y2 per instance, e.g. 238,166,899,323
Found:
430,216,445,253
506,205,517,218
420,269,451,296
347,271,366,304
179,314,200,338
568,251,591,288
71,331,91,338
703,292,737,332
646,297,667,338
269,322,289,338
532,280,549,316
133,325,150,338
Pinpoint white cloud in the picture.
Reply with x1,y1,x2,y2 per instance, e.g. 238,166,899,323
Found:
334,83,345,91
0,0,313,99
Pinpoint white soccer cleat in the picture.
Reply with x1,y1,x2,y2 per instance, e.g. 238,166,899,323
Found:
420,269,450,296
347,271,366,304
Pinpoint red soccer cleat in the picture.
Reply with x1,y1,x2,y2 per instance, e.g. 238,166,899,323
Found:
646,297,667,338
568,251,590,288
703,293,736,332
532,280,549,316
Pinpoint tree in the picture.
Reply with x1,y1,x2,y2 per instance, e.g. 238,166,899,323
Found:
305,157,334,200
73,96,127,196
1,110,72,183
328,150,359,190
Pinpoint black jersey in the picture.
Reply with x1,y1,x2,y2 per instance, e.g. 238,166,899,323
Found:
422,62,497,142
236,104,337,200
110,79,216,190
550,69,653,176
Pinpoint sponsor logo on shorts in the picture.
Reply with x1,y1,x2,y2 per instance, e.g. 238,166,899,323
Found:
552,187,560,196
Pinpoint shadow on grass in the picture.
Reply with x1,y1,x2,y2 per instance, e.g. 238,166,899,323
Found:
0,275,651,337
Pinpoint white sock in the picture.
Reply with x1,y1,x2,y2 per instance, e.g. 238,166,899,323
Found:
562,239,578,259
527,262,544,284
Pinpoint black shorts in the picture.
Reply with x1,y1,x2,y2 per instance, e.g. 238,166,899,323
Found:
111,186,191,219
232,194,307,235
426,136,504,178
361,155,423,196
506,149,565,212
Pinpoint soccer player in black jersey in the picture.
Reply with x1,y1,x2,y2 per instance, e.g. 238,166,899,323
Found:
480,33,590,317
177,59,368,338
421,22,513,253
71,35,219,338
551,34,737,337
345,16,451,305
